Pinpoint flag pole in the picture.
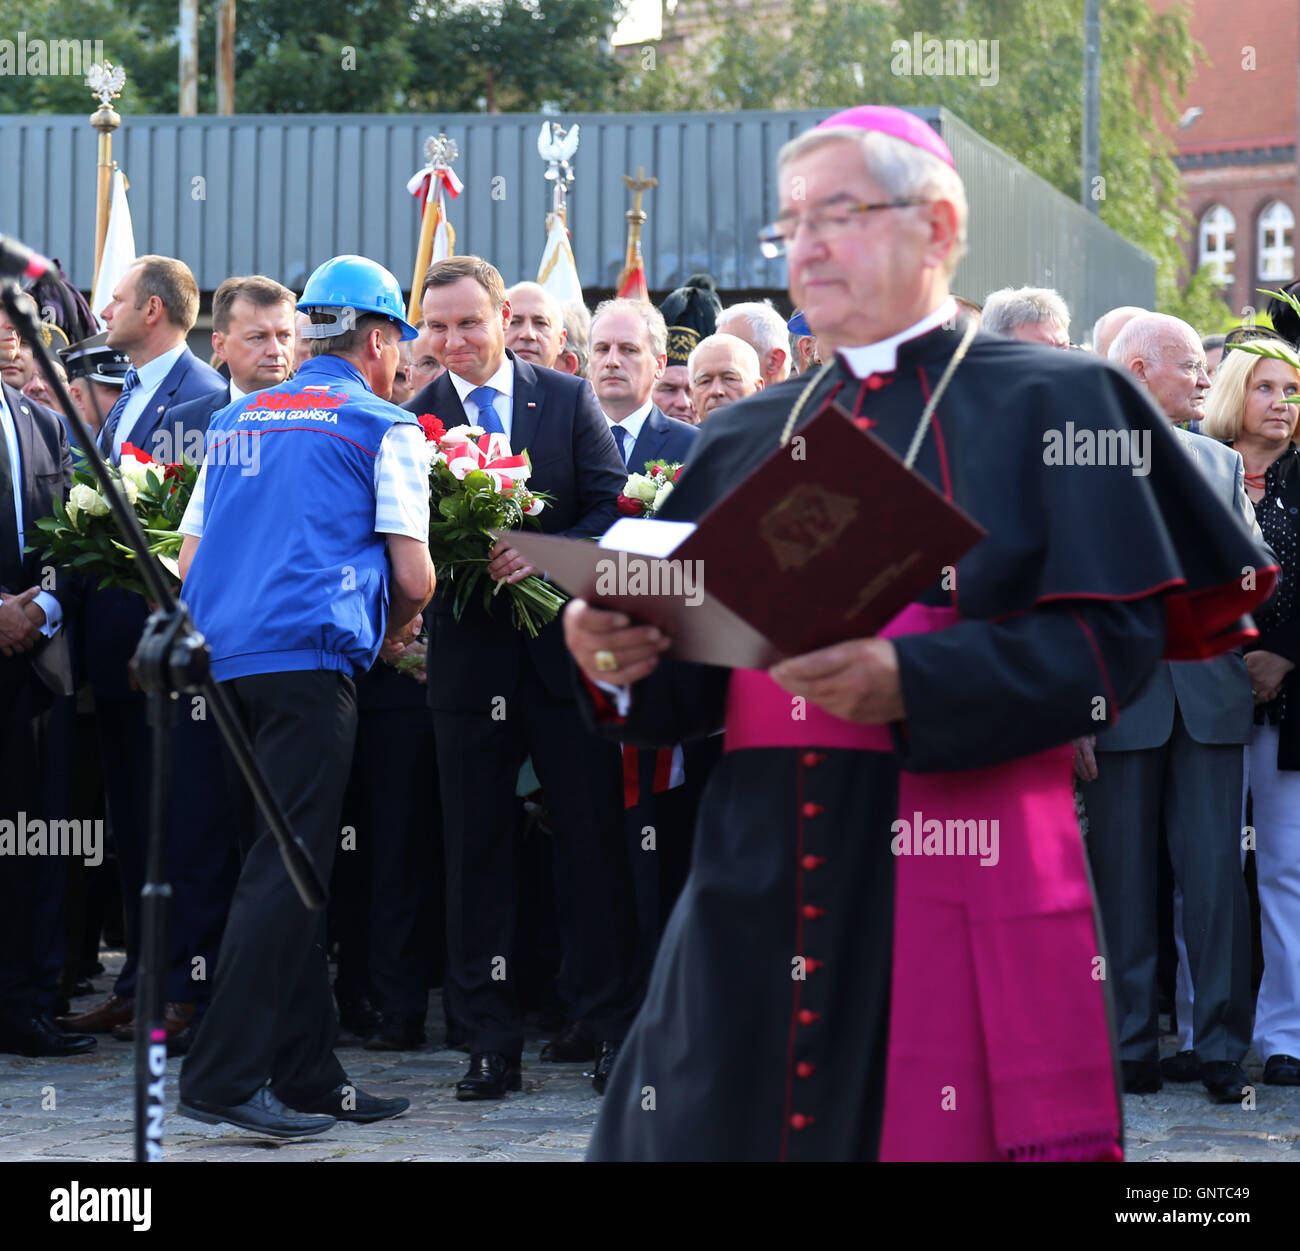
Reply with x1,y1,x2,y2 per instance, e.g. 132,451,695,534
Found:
87,62,126,294
408,133,459,324
617,166,656,302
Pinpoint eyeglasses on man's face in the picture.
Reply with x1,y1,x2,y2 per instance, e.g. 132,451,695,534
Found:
757,196,931,259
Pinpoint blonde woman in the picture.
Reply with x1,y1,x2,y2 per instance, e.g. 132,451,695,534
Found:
1196,346,1300,1085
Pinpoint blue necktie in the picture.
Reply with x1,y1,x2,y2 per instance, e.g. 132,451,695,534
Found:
467,385,505,434
611,424,629,466
100,366,140,458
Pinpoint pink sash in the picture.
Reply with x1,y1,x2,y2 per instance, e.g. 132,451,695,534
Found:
724,604,1122,1162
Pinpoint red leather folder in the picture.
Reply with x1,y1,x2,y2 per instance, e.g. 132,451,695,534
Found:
504,400,987,668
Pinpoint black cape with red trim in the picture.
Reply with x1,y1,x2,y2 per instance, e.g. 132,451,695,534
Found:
578,318,1275,1160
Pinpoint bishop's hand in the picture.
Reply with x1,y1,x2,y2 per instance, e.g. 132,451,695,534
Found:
563,598,671,688
768,637,904,725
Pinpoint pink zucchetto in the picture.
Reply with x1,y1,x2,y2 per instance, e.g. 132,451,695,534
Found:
816,105,956,170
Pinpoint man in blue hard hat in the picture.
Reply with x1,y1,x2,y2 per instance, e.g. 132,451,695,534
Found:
176,255,437,1139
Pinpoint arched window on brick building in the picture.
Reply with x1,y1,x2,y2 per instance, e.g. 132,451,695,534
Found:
1198,204,1236,286
1258,201,1295,281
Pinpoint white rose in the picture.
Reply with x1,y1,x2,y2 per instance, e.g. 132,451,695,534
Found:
624,473,658,503
120,476,139,505
441,425,484,445
651,479,674,511
118,456,155,486
69,482,109,518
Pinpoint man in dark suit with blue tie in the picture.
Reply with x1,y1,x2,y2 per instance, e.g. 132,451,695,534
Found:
59,256,230,1044
404,255,632,1098
0,338,94,1055
585,299,703,1063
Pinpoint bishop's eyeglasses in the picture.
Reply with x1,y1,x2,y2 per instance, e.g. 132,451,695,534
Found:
757,198,931,259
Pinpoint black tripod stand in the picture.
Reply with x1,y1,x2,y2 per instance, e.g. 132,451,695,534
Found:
0,264,326,1163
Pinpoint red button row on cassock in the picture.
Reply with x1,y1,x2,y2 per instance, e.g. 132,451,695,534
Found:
791,1113,815,1129
801,854,825,871
802,905,825,920
801,751,825,767
802,801,824,818
798,1009,820,1025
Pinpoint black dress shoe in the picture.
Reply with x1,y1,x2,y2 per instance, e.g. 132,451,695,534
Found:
0,1014,97,1057
335,991,380,1039
592,1040,620,1095
363,1013,426,1052
292,1082,410,1122
1160,1050,1202,1082
1264,1054,1300,1085
178,1086,336,1138
455,1053,522,1101
1121,1059,1162,1094
1201,1060,1248,1104
541,1020,595,1063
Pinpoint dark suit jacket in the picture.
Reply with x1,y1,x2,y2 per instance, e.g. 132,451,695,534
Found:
404,350,626,709
623,405,699,477
155,386,232,464
1097,428,1268,751
85,348,227,699
0,382,76,697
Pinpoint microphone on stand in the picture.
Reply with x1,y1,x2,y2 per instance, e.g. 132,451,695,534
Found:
0,234,54,280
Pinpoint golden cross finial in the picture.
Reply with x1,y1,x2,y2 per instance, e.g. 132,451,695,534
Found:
622,167,657,218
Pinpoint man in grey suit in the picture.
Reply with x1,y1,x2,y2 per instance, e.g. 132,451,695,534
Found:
1077,314,1271,1102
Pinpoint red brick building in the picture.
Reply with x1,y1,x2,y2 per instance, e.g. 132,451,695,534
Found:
1157,0,1299,317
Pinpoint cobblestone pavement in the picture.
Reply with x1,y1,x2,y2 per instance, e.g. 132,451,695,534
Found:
0,953,597,1163
2,961,1297,1162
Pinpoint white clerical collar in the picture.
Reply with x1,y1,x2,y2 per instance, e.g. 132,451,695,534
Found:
449,356,515,406
606,398,654,444
836,298,959,379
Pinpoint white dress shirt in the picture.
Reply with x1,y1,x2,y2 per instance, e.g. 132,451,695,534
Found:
447,357,516,443
0,387,62,636
606,399,655,466
113,343,186,459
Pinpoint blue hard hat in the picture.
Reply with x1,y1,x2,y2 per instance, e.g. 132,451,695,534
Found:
297,255,419,341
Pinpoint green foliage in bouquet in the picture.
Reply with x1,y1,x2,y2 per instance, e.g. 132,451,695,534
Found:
30,449,199,598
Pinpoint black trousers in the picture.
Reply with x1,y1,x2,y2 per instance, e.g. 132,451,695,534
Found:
95,695,239,1003
434,666,637,1060
333,703,443,1016
179,670,356,1107
0,667,58,1021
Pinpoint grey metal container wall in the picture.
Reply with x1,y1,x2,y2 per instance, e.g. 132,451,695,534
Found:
930,108,1156,334
1,107,1153,328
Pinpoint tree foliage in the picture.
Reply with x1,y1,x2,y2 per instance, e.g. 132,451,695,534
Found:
625,0,1209,317
0,0,625,114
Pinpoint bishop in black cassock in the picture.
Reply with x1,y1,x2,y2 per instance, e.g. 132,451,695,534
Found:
563,106,1275,1161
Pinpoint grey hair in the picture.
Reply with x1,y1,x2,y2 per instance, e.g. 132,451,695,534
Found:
778,125,969,278
589,298,668,358
686,332,763,384
717,301,789,359
981,287,1070,338
1108,312,1200,367
562,301,590,375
